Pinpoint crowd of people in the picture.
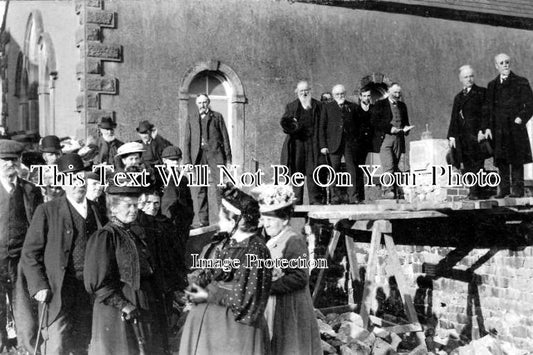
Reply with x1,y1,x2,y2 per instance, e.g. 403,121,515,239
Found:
282,52,533,202
0,88,325,354
0,51,531,354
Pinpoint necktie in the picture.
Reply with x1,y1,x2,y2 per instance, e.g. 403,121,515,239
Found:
501,76,507,84
463,88,468,96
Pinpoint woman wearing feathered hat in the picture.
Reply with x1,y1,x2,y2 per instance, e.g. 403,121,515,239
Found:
180,183,272,355
254,184,321,355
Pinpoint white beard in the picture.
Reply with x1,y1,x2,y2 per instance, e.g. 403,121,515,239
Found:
299,96,312,110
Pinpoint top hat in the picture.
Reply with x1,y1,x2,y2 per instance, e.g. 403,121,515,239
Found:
136,120,154,134
39,135,62,153
57,153,85,174
161,146,182,160
98,116,117,130
252,184,296,213
0,140,24,159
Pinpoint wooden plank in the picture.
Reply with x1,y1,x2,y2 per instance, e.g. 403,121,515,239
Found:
308,209,449,220
312,229,341,304
384,323,423,334
189,224,218,237
359,220,386,327
384,233,427,348
345,235,359,281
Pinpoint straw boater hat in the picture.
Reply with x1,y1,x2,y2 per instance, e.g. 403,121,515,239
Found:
115,142,145,158
252,184,296,213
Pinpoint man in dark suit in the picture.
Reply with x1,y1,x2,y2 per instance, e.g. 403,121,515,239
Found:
137,120,172,167
352,86,373,201
448,65,488,199
183,93,232,226
22,154,104,354
94,116,123,165
280,81,322,205
371,82,410,198
483,53,533,198
0,140,42,353
319,84,361,203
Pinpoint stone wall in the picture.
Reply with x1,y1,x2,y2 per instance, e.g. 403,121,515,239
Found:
352,242,533,352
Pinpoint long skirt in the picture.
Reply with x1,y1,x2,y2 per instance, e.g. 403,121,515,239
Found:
179,302,270,355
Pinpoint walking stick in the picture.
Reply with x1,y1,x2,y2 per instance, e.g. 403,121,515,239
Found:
131,318,147,355
325,153,333,205
34,302,47,355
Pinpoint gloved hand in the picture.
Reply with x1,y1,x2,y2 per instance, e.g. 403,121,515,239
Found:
121,304,140,321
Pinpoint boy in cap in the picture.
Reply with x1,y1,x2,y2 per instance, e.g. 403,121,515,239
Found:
160,146,194,236
0,140,43,353
136,120,172,167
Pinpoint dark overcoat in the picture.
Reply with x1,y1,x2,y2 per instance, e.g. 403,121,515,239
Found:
137,134,172,166
183,110,232,167
319,100,357,154
447,84,487,164
483,71,533,164
280,98,321,171
21,197,103,326
370,99,410,153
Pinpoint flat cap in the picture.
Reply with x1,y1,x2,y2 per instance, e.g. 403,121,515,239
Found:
0,140,25,159
161,146,182,160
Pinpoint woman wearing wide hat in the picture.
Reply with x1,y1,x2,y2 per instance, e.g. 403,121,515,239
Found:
180,184,272,355
253,184,321,355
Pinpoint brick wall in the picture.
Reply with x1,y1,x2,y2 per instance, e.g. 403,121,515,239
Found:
352,242,533,352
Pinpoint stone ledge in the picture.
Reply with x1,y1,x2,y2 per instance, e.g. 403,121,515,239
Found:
75,0,102,14
84,75,117,94
86,42,121,61
80,9,115,28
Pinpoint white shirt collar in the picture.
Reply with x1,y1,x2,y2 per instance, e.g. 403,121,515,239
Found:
66,196,88,219
361,102,370,111
0,176,17,194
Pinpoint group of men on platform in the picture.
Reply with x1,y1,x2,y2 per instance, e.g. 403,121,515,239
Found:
281,52,533,203
281,80,410,203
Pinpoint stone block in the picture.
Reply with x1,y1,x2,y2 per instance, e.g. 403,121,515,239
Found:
86,42,121,61
82,9,115,28
76,60,102,76
75,0,102,13
75,25,102,45
86,75,117,94
75,93,99,111
410,139,449,172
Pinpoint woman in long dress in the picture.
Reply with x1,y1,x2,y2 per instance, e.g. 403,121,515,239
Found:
254,184,322,355
179,184,272,355
84,181,166,354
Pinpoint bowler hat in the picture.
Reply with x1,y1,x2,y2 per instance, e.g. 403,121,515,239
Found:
39,135,62,153
116,142,145,157
57,153,85,174
0,140,24,159
136,120,154,134
161,146,182,160
98,116,117,130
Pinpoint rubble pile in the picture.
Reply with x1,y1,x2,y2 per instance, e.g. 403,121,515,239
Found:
316,310,525,355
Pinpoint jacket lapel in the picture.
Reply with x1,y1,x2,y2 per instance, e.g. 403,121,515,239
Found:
60,197,74,248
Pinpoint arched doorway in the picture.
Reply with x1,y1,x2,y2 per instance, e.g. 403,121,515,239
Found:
178,60,246,169
187,71,234,145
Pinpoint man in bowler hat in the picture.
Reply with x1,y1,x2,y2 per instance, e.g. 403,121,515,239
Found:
95,116,123,165
0,140,42,353
22,153,104,354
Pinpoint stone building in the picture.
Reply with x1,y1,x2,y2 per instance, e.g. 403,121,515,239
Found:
3,0,533,351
